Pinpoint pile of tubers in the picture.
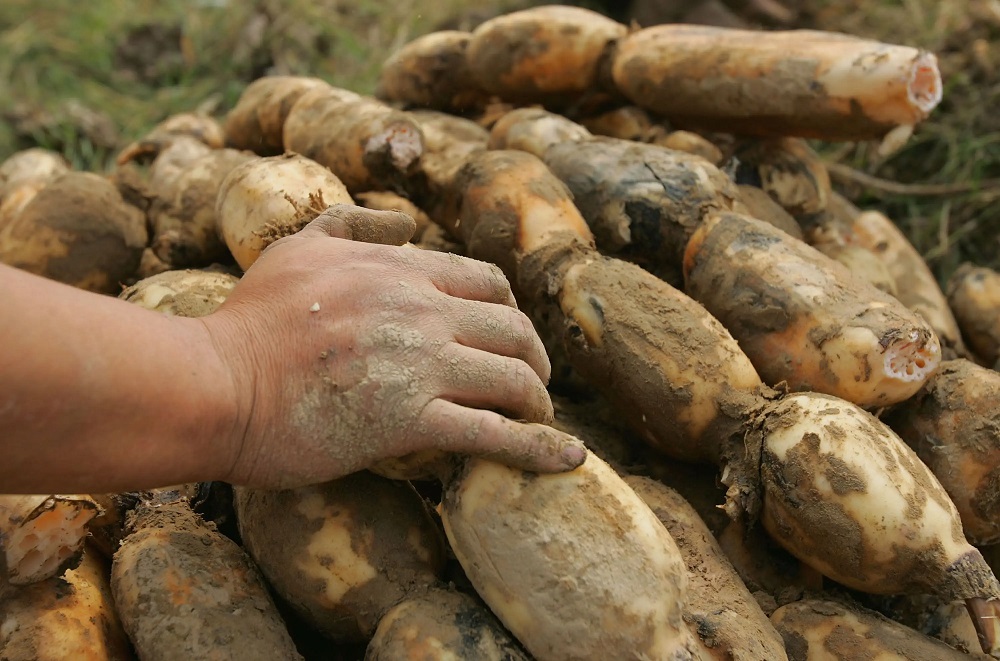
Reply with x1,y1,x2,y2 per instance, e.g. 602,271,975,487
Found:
3,4,1000,659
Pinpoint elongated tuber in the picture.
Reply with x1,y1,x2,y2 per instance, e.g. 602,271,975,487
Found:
224,75,331,155
947,263,1000,366
732,137,832,218
0,494,100,586
377,31,489,113
119,268,239,317
117,112,224,165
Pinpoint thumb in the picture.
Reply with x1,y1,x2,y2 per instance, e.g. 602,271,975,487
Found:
297,203,417,246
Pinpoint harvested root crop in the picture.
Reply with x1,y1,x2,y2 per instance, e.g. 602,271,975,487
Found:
751,392,1000,654
215,153,353,269
626,475,788,660
365,587,529,660
884,359,1000,546
733,184,804,241
579,105,658,142
716,519,811,609
948,263,1000,366
0,494,100,586
119,268,239,317
283,86,425,193
771,599,974,660
147,147,255,269
612,25,943,140
654,130,725,165
683,212,941,407
377,31,489,113
465,5,627,105
224,75,330,154
111,497,302,661
440,453,703,660
844,206,968,359
1,548,133,661
0,148,69,192
0,172,148,293
0,178,51,232
732,137,831,218
233,471,446,643
116,112,224,165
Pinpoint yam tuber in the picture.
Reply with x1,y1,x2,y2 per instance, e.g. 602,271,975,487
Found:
733,184,805,241
440,453,703,660
626,476,788,660
215,153,353,269
465,5,626,105
223,75,330,155
0,494,100,586
376,31,489,113
1,548,133,661
947,263,1000,366
732,137,831,218
119,268,239,317
884,359,1000,546
111,497,302,660
365,587,530,661
0,172,148,294
683,212,941,407
233,471,446,643
283,86,425,193
771,599,974,660
611,24,943,140
750,391,1000,654
116,112,224,165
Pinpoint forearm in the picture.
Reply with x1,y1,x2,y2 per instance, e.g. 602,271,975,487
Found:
0,264,238,493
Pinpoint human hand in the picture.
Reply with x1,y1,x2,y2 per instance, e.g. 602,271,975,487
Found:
201,206,587,488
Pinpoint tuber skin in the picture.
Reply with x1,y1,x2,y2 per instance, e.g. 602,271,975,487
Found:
116,112,224,166
376,31,490,113
683,212,941,408
947,263,1000,366
234,472,446,643
0,148,70,191
465,5,627,105
772,599,974,660
731,137,832,218
611,24,943,140
884,359,1000,546
0,206,585,494
223,75,330,155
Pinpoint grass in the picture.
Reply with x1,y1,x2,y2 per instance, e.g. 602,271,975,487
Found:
2,0,999,278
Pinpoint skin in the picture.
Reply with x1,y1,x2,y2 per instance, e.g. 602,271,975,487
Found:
0,207,586,493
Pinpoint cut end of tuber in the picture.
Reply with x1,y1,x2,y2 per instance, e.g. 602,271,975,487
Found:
5,498,98,584
908,53,943,115
883,329,940,382
965,597,1000,657
365,123,423,172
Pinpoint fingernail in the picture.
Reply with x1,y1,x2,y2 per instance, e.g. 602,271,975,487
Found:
560,440,588,469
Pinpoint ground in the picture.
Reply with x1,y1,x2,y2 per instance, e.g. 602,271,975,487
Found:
2,0,999,280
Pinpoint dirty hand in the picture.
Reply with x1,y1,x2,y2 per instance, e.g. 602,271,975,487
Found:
202,207,587,488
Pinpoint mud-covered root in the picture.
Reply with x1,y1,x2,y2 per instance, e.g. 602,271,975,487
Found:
282,86,425,193
111,498,302,661
1,547,133,661
750,391,1000,649
948,263,1000,366
683,212,941,408
376,31,490,113
116,112,224,166
654,130,726,165
119,268,239,317
732,137,831,218
611,25,942,140
487,107,593,156
215,153,353,269
884,359,1000,546
365,587,530,661
233,471,446,643
0,148,70,192
849,207,969,359
465,5,627,105
626,476,788,660
440,453,703,660
0,171,148,294
579,105,658,142
0,494,100,586
733,184,804,241
146,147,256,269
771,599,975,660
715,519,812,612
224,75,331,154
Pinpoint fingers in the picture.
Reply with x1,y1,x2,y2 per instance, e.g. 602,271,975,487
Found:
449,300,551,384
418,252,518,308
298,204,417,245
416,399,588,473
435,343,553,424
